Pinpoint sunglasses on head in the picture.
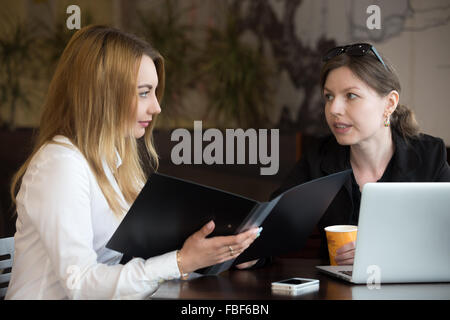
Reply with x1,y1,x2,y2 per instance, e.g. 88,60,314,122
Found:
322,43,387,70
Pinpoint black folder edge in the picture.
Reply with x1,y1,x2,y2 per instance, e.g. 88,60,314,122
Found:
200,195,282,275
200,169,352,274
107,169,352,276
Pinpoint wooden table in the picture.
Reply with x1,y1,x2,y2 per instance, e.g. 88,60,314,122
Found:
152,258,450,300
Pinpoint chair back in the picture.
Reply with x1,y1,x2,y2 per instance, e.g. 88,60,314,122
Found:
0,237,14,299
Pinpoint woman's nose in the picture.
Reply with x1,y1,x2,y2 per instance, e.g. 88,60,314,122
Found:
148,96,161,115
328,97,345,116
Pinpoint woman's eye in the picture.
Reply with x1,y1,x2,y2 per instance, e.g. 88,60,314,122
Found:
139,91,150,98
347,93,357,100
324,93,333,101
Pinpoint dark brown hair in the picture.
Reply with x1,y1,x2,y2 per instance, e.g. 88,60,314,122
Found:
320,50,420,139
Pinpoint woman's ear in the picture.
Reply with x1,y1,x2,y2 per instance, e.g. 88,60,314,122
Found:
385,90,399,116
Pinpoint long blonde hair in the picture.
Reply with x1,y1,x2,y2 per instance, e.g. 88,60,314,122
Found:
11,25,165,217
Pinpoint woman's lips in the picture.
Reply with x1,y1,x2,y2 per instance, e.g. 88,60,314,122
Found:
138,121,151,128
333,122,352,134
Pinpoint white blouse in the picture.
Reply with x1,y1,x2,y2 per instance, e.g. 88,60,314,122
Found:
6,135,181,300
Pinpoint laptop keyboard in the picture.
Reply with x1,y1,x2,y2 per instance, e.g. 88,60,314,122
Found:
339,271,353,277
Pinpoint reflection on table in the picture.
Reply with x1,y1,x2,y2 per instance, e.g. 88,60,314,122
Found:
151,258,450,300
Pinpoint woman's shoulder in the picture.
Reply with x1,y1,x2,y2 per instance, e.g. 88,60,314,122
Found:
397,132,449,181
298,134,346,172
28,135,88,172
19,136,92,202
302,134,344,161
405,133,446,156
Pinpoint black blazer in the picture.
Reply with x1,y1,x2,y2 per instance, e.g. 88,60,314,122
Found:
272,131,450,261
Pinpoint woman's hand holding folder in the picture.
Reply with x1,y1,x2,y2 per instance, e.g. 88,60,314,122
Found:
178,220,262,273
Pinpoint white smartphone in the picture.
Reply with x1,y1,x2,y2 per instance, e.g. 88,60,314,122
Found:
271,278,319,291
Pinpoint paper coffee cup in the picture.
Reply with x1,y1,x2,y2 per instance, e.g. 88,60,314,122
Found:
324,225,357,266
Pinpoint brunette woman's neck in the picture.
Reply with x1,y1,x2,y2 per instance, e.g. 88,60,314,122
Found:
350,129,395,189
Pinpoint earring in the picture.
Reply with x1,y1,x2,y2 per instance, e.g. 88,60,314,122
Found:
384,116,390,127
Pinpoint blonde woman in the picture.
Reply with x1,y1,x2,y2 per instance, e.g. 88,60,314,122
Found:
6,25,260,299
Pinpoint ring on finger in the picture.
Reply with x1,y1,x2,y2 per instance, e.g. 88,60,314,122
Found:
228,246,234,256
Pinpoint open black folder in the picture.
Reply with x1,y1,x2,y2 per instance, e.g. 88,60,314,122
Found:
107,169,352,275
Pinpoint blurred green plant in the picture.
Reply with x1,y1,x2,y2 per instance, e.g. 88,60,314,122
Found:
36,8,94,77
0,4,94,130
0,1,275,131
199,7,274,129
0,17,41,130
134,0,198,127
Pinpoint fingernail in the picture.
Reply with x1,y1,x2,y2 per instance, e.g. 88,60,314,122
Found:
256,227,263,237
253,227,262,234
207,220,214,229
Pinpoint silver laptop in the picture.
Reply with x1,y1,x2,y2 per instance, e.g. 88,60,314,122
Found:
316,183,450,284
